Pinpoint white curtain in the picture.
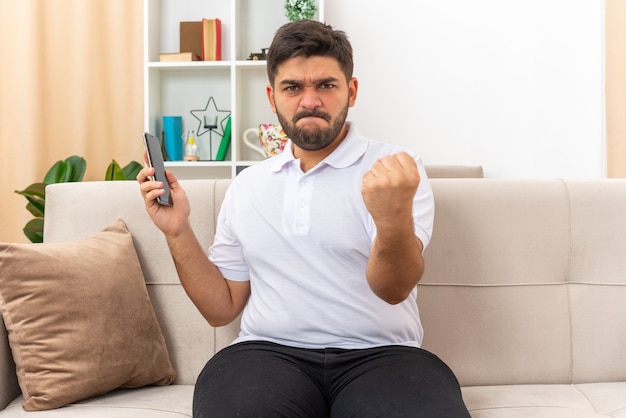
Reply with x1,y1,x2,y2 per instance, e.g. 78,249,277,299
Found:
606,0,626,177
0,0,143,242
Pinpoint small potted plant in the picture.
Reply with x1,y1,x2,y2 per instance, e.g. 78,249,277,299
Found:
284,0,316,22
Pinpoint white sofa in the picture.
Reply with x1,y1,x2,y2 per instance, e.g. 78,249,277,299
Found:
1,176,626,417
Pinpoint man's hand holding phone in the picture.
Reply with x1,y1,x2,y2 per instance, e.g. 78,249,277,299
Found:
138,132,191,238
143,132,173,206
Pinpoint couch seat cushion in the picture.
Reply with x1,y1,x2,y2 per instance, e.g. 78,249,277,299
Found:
462,382,626,417
0,385,192,417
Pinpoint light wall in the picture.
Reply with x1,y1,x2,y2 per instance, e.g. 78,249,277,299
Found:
325,0,606,178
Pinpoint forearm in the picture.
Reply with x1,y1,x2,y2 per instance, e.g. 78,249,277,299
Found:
361,151,427,304
366,223,424,305
165,223,247,326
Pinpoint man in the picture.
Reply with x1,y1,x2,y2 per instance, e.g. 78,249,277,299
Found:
138,20,469,418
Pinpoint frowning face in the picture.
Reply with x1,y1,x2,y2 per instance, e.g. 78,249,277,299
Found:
267,55,358,154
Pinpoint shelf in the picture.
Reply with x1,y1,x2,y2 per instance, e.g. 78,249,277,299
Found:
235,60,267,68
148,61,232,70
146,60,266,71
144,0,323,179
165,161,232,167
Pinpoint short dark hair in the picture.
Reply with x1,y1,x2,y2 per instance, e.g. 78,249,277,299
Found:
266,20,354,87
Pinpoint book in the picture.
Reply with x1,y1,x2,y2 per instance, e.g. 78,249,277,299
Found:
202,18,222,61
180,21,203,59
162,116,183,161
159,52,201,62
215,116,231,161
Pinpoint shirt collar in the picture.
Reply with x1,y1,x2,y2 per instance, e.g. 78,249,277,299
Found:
270,122,367,172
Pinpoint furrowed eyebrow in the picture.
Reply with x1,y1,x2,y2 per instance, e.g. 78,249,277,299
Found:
278,77,340,86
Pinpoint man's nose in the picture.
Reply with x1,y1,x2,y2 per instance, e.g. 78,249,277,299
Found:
299,86,322,109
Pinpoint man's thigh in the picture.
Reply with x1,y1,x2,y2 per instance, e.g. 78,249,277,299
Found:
193,341,328,418
328,346,470,418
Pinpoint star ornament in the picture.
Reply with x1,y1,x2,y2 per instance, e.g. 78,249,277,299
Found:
190,97,231,137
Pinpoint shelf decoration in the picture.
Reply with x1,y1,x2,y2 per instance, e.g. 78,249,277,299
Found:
247,48,269,61
284,0,316,21
190,97,231,161
180,21,203,60
202,18,222,61
162,116,183,161
183,130,199,161
215,117,232,161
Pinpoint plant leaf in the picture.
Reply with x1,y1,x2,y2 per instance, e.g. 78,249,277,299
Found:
25,201,44,218
58,161,72,183
43,156,86,184
43,160,64,184
23,218,44,243
65,155,86,182
105,160,126,181
15,182,46,199
15,183,46,217
122,161,142,180
23,196,45,217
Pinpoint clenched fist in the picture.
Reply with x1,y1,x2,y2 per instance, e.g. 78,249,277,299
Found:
361,152,420,231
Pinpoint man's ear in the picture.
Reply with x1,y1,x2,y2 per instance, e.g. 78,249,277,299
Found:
266,84,277,113
348,77,359,107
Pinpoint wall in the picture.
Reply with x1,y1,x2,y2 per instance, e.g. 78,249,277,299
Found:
325,0,605,178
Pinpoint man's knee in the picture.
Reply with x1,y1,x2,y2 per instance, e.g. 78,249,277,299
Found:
329,346,470,418
193,342,327,418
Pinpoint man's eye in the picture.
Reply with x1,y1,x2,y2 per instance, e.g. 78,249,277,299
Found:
284,85,299,92
320,83,335,90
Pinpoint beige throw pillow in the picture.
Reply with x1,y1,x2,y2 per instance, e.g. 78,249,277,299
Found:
0,219,176,411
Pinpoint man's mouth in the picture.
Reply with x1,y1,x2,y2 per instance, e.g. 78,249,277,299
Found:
294,110,330,123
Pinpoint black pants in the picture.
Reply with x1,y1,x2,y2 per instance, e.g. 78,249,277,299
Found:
193,341,470,417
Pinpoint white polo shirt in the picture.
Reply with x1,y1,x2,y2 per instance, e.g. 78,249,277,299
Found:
208,123,434,349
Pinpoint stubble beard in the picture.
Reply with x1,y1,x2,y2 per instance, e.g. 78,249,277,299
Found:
276,103,349,152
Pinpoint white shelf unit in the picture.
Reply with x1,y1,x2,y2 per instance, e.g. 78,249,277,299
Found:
144,0,324,179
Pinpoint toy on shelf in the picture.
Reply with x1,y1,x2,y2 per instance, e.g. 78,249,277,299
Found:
183,130,199,161
247,48,268,61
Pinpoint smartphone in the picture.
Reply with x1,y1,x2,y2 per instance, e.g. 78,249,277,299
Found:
143,132,173,206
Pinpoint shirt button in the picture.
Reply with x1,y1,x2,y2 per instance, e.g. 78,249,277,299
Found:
298,201,305,208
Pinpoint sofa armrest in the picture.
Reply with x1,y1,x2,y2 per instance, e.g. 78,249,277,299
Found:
0,315,20,410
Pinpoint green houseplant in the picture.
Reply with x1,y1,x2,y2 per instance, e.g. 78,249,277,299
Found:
284,0,316,21
14,156,142,243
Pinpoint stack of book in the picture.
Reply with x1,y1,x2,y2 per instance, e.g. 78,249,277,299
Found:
159,18,222,62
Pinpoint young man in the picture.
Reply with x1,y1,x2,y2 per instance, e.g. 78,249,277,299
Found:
138,20,469,418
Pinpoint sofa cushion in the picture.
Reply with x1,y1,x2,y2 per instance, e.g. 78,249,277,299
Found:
0,219,176,411
462,382,626,417
0,386,193,417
